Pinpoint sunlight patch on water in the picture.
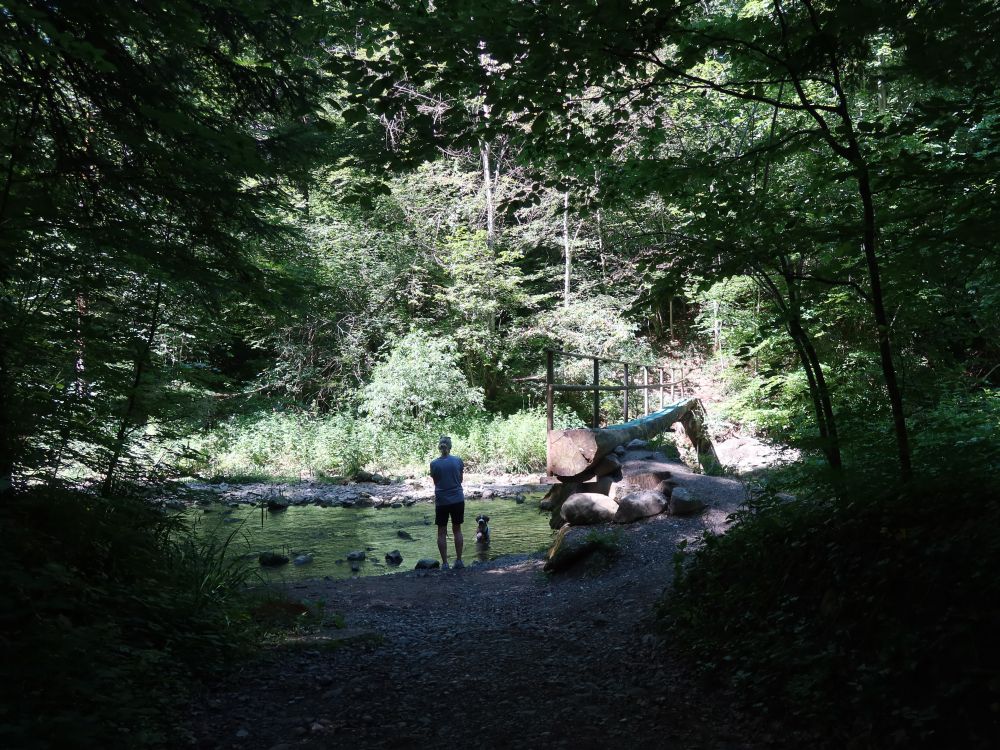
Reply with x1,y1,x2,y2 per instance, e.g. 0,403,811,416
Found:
188,495,554,580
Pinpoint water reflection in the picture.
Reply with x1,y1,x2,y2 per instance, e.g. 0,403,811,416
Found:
188,495,553,581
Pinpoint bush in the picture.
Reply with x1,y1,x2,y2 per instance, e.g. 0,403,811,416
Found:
360,329,484,432
659,472,1000,748
0,490,257,749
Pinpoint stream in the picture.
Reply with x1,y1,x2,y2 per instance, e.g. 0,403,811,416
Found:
185,494,554,581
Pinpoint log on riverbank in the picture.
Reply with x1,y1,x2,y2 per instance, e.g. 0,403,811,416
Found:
547,398,720,479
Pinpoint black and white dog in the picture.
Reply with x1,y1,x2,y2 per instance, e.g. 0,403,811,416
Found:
475,514,491,545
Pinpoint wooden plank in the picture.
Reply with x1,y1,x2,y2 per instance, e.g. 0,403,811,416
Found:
545,350,554,433
551,383,663,393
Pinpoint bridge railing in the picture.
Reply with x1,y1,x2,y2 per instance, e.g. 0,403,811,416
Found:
538,348,691,431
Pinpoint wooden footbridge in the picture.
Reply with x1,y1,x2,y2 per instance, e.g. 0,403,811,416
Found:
538,349,720,480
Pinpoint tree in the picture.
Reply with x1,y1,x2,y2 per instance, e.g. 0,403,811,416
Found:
0,0,328,492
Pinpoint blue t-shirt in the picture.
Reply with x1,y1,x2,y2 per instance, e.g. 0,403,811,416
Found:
430,454,464,505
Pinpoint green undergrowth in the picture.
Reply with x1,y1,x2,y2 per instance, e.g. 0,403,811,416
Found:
659,470,1000,749
191,406,577,480
0,489,322,749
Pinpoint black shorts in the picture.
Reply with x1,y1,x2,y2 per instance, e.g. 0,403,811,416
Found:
435,502,465,527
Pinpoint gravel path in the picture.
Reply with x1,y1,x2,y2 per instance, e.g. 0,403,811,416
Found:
186,460,781,750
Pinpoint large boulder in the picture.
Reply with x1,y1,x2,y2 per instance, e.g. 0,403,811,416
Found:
542,477,613,528
668,486,706,516
614,490,667,523
611,458,674,499
560,493,619,525
544,525,600,573
355,469,391,484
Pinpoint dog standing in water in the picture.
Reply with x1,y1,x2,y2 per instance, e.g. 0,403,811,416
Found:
475,514,491,545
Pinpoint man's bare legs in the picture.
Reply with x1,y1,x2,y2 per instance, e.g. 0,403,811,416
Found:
437,522,464,568
453,522,463,565
437,524,448,566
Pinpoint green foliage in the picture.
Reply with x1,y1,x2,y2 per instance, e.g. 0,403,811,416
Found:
660,472,1000,748
0,490,259,749
195,404,576,479
0,0,330,488
360,329,484,432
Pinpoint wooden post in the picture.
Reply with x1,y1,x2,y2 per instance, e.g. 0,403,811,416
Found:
659,368,664,409
643,366,649,415
670,365,676,400
623,363,630,422
592,358,600,428
545,350,554,431
545,349,555,476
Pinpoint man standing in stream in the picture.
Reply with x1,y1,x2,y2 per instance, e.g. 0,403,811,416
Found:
430,435,464,570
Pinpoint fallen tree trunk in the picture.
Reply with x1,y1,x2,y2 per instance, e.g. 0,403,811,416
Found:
680,401,722,475
547,398,719,478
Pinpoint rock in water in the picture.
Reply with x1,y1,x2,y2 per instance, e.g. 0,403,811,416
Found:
350,561,361,572
560,493,619,525
346,550,366,561
292,554,314,566
258,552,289,567
668,486,705,516
415,558,440,570
614,490,667,524
385,550,403,566
396,530,414,541
544,525,600,573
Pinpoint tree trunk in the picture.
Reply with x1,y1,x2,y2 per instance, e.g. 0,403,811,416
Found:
753,267,842,471
102,282,164,496
562,190,571,307
779,0,912,480
856,165,911,480
547,397,718,478
481,141,496,249
0,342,12,496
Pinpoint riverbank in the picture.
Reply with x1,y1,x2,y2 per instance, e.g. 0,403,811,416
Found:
185,459,805,749
172,472,550,511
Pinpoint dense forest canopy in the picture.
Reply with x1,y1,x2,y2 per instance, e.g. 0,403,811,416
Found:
2,3,1000,749
1,0,997,489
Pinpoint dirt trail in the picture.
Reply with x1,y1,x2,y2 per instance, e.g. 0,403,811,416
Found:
187,460,780,750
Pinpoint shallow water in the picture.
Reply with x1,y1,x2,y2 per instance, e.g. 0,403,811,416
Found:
187,495,554,581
